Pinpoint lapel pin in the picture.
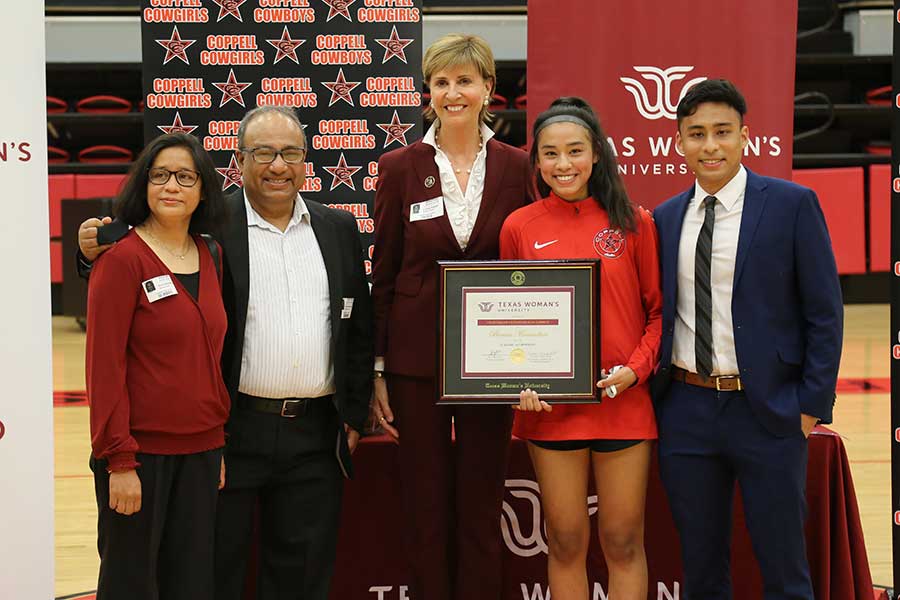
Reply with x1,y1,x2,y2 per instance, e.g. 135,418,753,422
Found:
424,175,435,189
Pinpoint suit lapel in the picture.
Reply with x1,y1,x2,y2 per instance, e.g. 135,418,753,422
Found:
308,201,341,348
410,141,461,253
467,139,506,250
666,189,693,297
224,191,250,324
733,170,767,286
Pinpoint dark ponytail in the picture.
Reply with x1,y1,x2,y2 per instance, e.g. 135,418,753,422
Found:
531,96,636,232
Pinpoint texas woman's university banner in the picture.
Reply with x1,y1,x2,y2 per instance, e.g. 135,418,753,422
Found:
527,1,797,208
0,2,54,598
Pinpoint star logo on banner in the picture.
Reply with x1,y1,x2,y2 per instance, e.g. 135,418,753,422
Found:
217,155,244,190
323,152,362,191
376,110,414,148
157,112,198,135
156,26,196,65
211,0,247,22
321,0,356,22
322,68,360,107
213,69,252,107
267,27,306,64
374,26,413,64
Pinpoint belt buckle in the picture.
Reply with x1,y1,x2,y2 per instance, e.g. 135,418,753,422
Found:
280,399,301,418
715,376,741,392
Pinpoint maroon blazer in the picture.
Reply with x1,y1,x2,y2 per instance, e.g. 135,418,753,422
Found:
373,138,534,377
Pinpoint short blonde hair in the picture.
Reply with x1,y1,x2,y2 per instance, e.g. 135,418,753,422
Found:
423,33,496,123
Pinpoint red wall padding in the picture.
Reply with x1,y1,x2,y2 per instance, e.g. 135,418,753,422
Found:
50,241,62,283
74,174,127,200
792,168,866,275
869,164,891,273
48,174,75,238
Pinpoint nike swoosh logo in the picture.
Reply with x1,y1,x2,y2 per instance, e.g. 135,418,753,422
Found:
533,240,559,250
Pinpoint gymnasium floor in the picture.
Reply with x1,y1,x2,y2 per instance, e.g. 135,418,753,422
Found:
51,305,892,597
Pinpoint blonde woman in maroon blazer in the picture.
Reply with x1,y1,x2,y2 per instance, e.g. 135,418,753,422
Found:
371,33,534,600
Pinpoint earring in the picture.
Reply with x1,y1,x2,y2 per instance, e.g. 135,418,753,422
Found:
483,96,490,106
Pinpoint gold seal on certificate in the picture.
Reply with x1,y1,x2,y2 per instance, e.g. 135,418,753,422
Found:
437,260,601,404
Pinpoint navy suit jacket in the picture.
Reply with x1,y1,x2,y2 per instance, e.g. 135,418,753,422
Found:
652,169,843,437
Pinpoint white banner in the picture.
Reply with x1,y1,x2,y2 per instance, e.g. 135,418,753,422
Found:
0,3,54,599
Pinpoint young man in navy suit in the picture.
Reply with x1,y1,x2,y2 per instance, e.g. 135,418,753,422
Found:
652,79,843,599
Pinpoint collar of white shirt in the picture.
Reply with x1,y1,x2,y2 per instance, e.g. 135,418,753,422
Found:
691,165,747,213
243,192,310,234
423,121,496,155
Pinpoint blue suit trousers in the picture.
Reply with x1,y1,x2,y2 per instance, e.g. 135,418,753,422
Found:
657,380,812,600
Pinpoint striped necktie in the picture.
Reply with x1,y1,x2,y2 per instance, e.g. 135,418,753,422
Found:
695,195,716,377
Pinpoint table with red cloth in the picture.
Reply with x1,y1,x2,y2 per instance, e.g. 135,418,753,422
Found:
247,426,873,599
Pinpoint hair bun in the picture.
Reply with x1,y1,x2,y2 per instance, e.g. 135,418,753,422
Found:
549,96,593,113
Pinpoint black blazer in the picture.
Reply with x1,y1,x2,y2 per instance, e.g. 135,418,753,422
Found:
219,191,374,473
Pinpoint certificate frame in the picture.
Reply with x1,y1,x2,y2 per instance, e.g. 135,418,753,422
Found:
437,260,601,405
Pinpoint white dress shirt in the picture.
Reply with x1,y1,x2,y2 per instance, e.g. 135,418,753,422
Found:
672,165,747,376
238,193,335,398
423,121,495,250
374,122,495,372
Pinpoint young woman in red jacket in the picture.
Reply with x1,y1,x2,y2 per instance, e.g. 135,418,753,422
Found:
499,98,662,600
85,132,229,600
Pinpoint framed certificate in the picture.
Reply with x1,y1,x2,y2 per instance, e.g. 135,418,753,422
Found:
437,260,600,404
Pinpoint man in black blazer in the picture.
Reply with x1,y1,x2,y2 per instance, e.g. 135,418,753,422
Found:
78,106,373,600
212,105,373,600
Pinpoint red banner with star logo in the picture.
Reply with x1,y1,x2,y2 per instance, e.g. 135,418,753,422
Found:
141,0,423,276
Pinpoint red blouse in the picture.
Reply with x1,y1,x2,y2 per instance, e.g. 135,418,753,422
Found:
499,193,662,440
86,231,230,471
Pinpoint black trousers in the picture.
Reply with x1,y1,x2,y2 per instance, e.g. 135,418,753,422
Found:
215,397,344,600
91,448,222,600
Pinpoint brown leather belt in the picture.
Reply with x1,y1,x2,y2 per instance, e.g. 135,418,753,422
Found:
671,366,744,392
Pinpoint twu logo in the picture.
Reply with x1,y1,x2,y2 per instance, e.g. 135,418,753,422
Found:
620,66,707,121
501,479,598,557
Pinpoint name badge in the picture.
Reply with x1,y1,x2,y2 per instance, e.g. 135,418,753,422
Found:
410,196,444,222
341,297,354,319
142,274,178,303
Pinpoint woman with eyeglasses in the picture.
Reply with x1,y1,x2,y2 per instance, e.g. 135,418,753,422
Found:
85,132,230,600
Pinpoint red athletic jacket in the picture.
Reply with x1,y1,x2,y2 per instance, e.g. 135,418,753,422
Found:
500,193,662,440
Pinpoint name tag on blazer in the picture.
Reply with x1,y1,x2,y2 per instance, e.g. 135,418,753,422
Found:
142,274,178,303
410,196,444,222
341,297,354,319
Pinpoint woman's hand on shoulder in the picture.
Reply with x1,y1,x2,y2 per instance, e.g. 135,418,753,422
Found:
514,388,552,412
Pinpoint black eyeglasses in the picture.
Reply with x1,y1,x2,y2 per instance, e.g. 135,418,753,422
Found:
241,146,307,164
148,167,200,187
